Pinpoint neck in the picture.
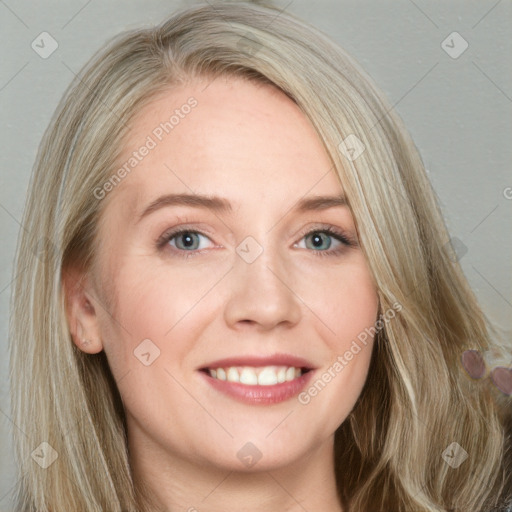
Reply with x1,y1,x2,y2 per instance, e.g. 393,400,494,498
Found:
129,434,344,512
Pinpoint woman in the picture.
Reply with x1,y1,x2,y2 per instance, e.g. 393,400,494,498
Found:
8,1,511,511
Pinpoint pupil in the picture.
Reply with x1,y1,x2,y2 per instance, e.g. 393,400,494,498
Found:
183,234,194,247
311,232,330,250
313,234,323,247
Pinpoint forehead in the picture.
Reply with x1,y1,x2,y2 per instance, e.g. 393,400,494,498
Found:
109,76,343,215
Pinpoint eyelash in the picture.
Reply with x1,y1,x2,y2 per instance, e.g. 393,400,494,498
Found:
156,224,356,259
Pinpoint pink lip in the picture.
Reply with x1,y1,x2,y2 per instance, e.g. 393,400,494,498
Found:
199,354,315,370
198,369,315,405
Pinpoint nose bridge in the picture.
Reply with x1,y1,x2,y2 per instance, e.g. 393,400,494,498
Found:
223,233,302,329
236,234,284,294
238,235,281,287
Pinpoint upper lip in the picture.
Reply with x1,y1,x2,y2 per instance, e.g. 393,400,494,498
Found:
199,354,316,370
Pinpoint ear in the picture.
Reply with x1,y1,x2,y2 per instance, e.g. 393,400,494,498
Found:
62,265,104,354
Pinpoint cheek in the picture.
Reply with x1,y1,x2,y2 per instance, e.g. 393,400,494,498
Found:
97,255,220,370
298,271,378,432
300,255,379,342
296,257,378,412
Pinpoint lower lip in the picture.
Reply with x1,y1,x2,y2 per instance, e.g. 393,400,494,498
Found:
199,370,314,405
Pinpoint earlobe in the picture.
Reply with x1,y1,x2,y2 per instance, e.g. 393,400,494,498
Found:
73,316,103,354
62,267,104,354
78,337,103,354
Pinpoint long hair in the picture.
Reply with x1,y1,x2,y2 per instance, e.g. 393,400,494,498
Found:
9,1,511,510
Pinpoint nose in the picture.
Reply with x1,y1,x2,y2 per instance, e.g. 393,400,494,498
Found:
223,241,302,331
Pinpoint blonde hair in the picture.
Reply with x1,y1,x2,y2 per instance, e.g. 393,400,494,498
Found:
8,1,511,511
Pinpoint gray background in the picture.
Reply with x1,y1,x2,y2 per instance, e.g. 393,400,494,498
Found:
1,0,511,508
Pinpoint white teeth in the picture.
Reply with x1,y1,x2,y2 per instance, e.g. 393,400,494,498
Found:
207,365,304,386
227,367,240,383
285,367,296,382
239,367,258,385
258,367,278,386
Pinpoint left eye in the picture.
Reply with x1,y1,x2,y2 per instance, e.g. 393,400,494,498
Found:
294,228,354,257
297,231,342,251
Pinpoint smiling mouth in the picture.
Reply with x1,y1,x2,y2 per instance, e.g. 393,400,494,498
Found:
200,365,311,386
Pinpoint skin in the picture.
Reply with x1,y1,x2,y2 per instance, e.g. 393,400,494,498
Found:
64,75,380,512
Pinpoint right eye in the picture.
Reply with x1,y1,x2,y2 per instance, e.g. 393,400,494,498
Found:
157,229,215,257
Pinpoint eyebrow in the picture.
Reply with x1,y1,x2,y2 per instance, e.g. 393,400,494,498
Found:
136,193,348,223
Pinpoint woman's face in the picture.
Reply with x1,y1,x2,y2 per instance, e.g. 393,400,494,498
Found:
77,76,379,473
